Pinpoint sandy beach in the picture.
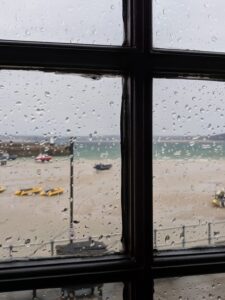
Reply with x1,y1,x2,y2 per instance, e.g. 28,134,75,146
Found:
0,157,122,259
153,159,225,298
154,159,225,248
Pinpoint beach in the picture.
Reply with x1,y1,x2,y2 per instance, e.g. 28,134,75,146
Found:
153,159,225,298
0,157,122,259
154,159,225,248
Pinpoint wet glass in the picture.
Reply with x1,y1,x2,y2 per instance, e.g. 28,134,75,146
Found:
0,70,122,260
0,282,124,299
153,78,225,250
153,0,225,53
0,0,123,45
154,273,225,299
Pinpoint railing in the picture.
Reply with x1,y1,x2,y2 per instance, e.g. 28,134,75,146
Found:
1,233,121,259
154,220,225,249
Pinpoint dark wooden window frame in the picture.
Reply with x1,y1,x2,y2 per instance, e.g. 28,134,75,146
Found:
1,0,225,299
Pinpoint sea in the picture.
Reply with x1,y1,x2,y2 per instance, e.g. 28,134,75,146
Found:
0,135,121,160
153,140,225,160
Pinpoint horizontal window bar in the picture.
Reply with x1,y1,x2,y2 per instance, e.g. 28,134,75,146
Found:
150,49,225,78
0,255,140,291
3,42,225,77
0,41,138,72
153,247,225,278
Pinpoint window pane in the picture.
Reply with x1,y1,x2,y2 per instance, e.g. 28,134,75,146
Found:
153,0,225,52
0,0,123,45
0,282,124,299
153,78,225,250
0,70,122,260
155,274,225,299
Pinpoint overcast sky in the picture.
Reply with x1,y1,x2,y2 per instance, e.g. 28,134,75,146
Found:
1,1,225,137
153,78,225,136
153,1,225,136
0,0,123,45
0,70,121,137
153,0,225,52
0,1,123,137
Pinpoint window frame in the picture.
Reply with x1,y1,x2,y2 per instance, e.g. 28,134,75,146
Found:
0,1,153,299
3,0,224,297
150,0,225,292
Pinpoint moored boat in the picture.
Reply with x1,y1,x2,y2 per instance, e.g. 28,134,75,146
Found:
15,187,42,196
40,187,64,196
35,153,52,162
94,163,112,171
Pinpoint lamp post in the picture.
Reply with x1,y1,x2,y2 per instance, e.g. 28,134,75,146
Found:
69,137,74,243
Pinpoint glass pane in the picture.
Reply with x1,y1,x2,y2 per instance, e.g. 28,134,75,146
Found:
0,70,122,260
0,282,124,299
0,0,123,45
155,274,225,299
153,78,225,250
153,0,225,52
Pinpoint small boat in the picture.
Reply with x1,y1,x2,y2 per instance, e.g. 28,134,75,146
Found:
8,154,17,160
94,163,112,171
0,186,5,193
15,187,42,196
40,187,64,196
35,154,52,162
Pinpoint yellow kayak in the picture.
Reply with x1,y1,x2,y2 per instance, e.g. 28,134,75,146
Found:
15,187,42,196
40,188,64,197
0,186,5,193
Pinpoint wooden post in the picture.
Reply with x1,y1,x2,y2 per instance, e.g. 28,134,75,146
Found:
9,245,13,258
32,289,37,299
154,229,157,248
208,222,212,245
50,240,54,256
182,226,186,248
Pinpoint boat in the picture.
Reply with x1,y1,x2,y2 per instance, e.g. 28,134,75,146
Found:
40,187,64,196
8,154,17,160
93,163,112,171
35,153,52,162
15,187,42,196
0,186,5,193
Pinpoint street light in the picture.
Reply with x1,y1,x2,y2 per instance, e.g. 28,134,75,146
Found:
69,137,74,243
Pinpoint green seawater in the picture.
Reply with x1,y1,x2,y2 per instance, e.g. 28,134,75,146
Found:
153,141,225,160
75,142,120,160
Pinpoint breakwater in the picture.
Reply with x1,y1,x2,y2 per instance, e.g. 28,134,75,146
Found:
0,142,70,157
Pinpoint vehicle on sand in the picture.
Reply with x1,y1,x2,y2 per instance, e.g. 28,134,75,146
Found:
212,190,225,207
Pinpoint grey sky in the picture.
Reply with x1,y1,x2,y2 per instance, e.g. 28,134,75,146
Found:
2,1,225,138
153,78,225,136
0,0,123,45
0,1,123,137
0,70,121,137
153,1,225,136
153,0,225,52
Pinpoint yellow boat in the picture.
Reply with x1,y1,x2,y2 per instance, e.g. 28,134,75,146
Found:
15,187,42,196
40,188,64,197
0,186,5,193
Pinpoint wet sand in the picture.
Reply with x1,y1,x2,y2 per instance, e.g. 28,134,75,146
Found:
154,159,225,248
0,157,122,259
154,159,225,226
154,159,225,299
